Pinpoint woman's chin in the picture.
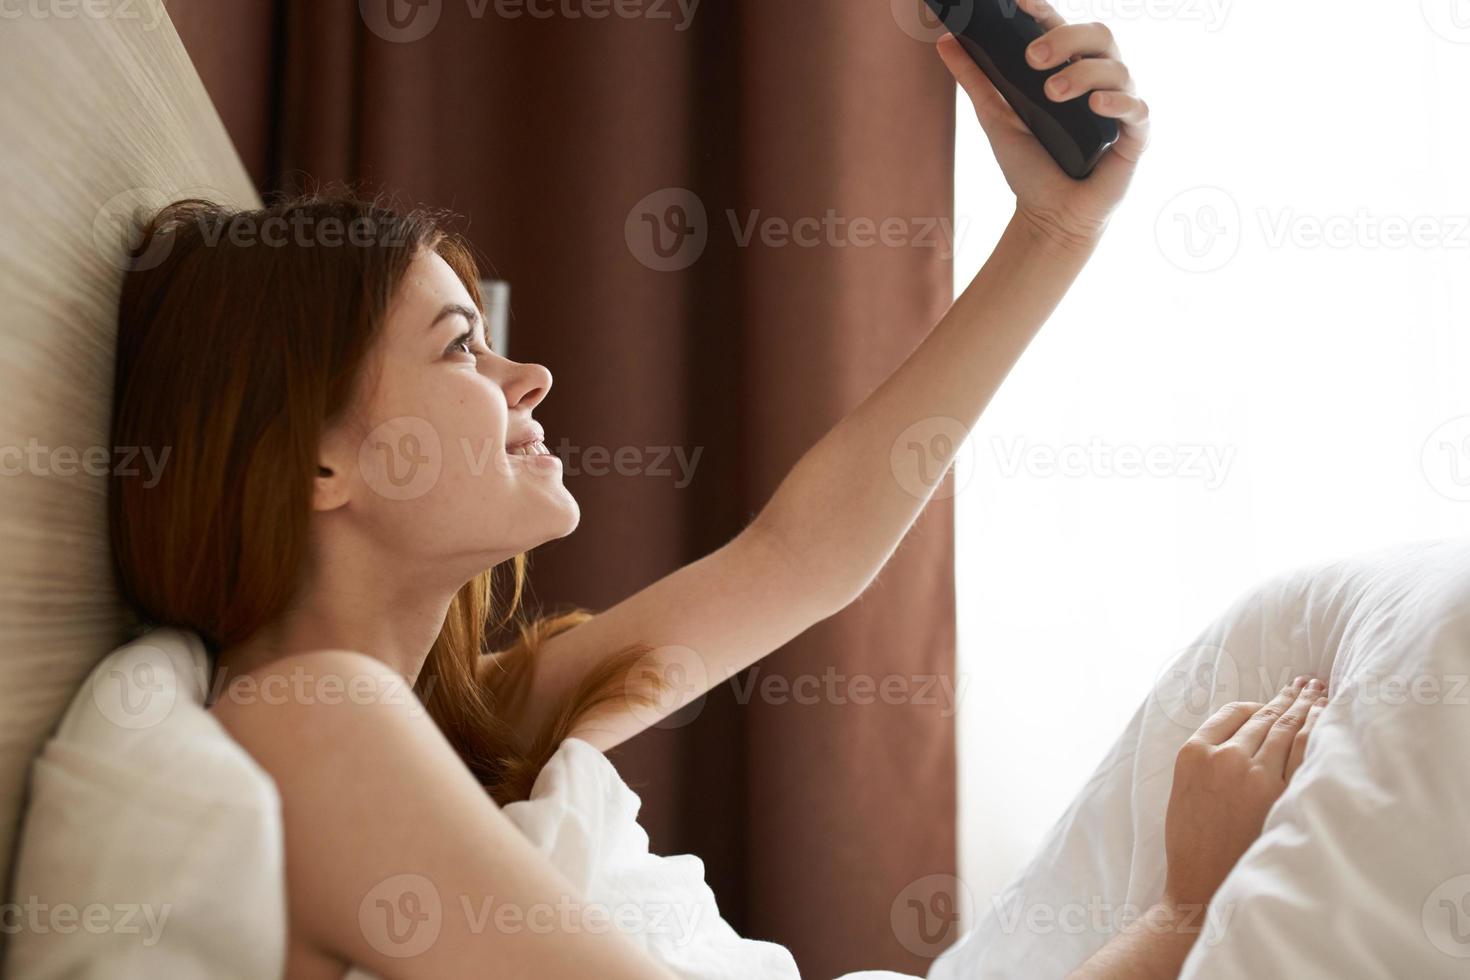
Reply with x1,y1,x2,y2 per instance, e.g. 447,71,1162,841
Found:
552,494,581,537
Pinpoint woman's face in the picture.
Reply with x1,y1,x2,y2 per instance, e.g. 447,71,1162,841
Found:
317,248,574,579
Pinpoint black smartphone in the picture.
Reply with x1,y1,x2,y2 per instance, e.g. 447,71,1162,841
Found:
924,0,1119,179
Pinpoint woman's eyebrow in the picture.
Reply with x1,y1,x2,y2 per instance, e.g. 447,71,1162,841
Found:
428,303,481,332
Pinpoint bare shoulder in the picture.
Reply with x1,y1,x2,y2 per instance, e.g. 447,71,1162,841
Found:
206,649,675,980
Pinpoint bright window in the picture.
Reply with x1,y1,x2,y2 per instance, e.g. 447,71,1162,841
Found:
951,0,1470,914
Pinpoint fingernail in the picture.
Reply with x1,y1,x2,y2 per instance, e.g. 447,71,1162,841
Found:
1049,76,1070,96
1306,678,1324,692
1030,42,1050,63
1293,675,1308,688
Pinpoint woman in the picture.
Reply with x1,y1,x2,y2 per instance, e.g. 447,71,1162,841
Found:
108,3,1325,977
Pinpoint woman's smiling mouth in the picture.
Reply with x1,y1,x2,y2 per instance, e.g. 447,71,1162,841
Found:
506,422,548,456
507,439,551,457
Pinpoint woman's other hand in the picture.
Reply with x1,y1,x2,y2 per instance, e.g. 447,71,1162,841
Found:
1067,677,1327,979
1163,677,1329,914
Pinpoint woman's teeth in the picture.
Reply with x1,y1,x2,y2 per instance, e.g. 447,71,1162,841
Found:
507,439,550,457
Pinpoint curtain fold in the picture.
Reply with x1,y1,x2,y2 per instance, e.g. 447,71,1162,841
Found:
173,1,957,974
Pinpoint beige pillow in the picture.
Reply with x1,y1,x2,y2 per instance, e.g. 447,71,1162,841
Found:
0,0,258,916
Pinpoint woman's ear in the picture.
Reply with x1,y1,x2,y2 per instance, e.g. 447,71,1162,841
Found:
313,429,353,513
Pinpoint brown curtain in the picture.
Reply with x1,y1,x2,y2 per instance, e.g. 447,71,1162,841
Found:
172,1,957,974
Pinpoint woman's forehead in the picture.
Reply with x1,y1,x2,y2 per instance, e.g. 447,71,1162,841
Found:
388,251,473,334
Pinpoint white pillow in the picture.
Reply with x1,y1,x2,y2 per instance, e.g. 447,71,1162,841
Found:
928,537,1470,980
5,628,285,979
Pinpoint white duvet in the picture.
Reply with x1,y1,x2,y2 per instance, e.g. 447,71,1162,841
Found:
347,736,916,980
5,627,914,980
10,539,1470,978
928,537,1470,979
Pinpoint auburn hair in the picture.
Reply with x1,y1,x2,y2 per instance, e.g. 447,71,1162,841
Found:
108,188,655,805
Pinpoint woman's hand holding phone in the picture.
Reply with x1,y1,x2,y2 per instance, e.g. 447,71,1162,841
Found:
937,0,1150,254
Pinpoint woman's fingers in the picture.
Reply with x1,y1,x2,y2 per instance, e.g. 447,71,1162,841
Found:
1191,700,1262,745
1026,21,1123,68
1091,91,1152,170
1089,90,1148,123
1257,682,1325,773
1021,17,1149,167
1223,679,1313,755
1285,697,1328,780
1042,58,1133,103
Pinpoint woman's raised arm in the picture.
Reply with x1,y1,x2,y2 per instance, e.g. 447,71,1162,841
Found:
756,0,1150,610
515,1,1149,750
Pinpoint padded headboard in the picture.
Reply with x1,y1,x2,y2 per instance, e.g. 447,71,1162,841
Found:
0,0,259,902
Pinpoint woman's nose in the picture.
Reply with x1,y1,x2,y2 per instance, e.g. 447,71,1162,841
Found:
503,360,552,411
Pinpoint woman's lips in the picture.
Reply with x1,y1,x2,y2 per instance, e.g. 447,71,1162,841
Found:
505,422,546,454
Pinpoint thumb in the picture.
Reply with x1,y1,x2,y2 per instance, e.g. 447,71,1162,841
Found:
936,34,1021,135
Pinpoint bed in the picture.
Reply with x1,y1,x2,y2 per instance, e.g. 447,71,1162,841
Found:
930,537,1470,979
4,4,1469,979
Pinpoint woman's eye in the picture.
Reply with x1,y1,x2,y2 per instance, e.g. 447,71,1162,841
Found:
447,332,491,359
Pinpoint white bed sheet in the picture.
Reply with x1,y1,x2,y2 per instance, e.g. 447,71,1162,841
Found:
929,538,1470,979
